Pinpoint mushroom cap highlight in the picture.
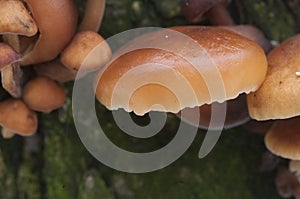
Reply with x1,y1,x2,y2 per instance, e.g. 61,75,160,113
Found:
95,26,267,116
22,76,67,113
247,34,300,120
265,116,300,160
0,99,37,136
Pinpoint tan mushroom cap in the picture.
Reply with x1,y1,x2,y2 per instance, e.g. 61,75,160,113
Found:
0,42,22,69
95,26,267,116
60,31,111,72
0,0,37,36
0,99,37,136
247,34,300,120
22,76,66,113
21,0,78,65
265,116,300,160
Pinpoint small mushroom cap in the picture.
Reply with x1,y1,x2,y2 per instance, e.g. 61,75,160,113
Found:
0,43,22,69
95,26,267,116
247,34,300,120
22,76,66,113
21,0,78,65
178,94,250,129
0,99,37,136
60,31,111,72
265,116,300,160
0,0,37,36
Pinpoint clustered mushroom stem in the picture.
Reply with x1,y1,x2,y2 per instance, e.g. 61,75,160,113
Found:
1,34,23,98
78,0,106,32
205,3,235,25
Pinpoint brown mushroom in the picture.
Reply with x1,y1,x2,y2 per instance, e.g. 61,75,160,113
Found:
181,0,234,25
78,0,106,32
264,116,300,160
0,98,37,136
21,0,78,65
60,31,111,73
275,167,300,199
22,76,67,113
95,26,267,116
247,34,300,120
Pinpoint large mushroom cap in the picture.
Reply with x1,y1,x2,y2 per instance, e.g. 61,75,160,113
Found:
21,0,78,65
95,26,267,116
0,99,37,136
247,34,300,120
265,116,300,160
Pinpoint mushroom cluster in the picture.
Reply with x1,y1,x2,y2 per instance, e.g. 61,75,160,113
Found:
0,0,111,138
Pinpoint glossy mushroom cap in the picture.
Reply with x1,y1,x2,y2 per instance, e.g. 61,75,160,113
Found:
247,34,300,120
95,26,267,116
265,116,300,160
22,76,66,113
21,0,78,65
0,99,37,136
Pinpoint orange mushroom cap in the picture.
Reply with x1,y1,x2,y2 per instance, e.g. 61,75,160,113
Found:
0,99,37,136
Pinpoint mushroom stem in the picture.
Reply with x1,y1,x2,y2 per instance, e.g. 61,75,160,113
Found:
1,127,15,139
1,35,23,98
205,3,234,25
78,0,106,32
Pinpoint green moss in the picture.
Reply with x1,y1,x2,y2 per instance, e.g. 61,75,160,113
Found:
235,0,298,41
77,169,114,199
42,111,90,199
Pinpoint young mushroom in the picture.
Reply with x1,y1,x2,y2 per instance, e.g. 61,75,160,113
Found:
95,26,267,116
60,31,111,74
22,76,67,113
247,34,300,120
264,117,300,160
0,99,38,137
181,0,234,25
